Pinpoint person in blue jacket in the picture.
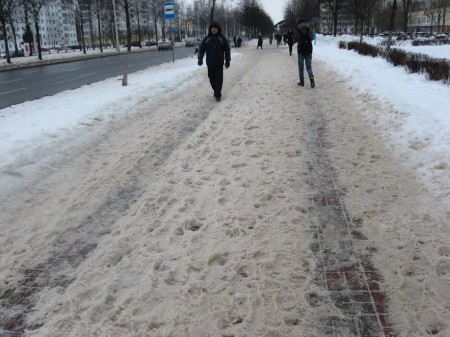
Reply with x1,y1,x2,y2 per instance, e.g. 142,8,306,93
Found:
295,19,315,88
198,21,231,102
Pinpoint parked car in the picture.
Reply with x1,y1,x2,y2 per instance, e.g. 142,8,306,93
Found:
185,38,200,47
157,40,172,51
124,41,142,48
435,33,448,41
146,40,157,47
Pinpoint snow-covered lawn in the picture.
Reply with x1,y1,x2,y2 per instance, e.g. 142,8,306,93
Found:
314,34,450,199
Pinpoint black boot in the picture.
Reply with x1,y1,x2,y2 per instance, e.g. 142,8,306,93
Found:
310,78,315,88
297,79,304,86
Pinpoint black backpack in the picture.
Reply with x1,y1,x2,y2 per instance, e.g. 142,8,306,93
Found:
297,28,313,55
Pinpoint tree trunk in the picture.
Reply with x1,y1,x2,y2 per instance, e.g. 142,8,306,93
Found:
96,1,103,52
387,0,397,50
210,0,216,24
136,8,142,47
333,10,338,36
402,0,410,32
89,9,95,49
122,0,132,86
154,16,158,42
34,14,42,60
79,7,86,54
7,10,19,54
1,15,11,63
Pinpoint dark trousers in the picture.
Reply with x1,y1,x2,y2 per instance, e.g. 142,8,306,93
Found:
208,65,224,98
289,44,293,55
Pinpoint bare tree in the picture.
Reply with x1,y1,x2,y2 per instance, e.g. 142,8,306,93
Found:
121,0,131,85
5,0,19,54
435,0,450,33
210,0,216,23
130,0,143,47
148,0,163,42
346,0,380,40
401,0,414,32
0,0,11,63
319,0,345,36
387,0,398,49
23,0,55,60
92,0,104,52
284,0,320,23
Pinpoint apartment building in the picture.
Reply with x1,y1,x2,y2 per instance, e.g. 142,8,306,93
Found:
409,5,450,33
1,0,78,55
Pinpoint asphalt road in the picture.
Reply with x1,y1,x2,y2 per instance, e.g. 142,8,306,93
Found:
0,47,197,109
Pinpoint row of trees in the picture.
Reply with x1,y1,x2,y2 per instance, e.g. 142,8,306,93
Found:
282,0,449,37
1,0,274,64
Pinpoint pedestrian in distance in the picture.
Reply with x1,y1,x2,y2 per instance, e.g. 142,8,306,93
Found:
233,35,237,48
198,21,231,102
295,19,315,88
276,34,282,48
237,36,242,48
287,29,294,55
269,34,273,45
257,34,263,49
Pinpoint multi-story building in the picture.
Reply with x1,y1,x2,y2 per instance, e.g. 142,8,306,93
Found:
409,3,450,34
0,0,78,55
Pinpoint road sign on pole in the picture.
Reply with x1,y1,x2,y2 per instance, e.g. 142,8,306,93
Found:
164,2,176,62
164,2,175,19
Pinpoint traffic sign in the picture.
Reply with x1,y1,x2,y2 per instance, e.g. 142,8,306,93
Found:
164,2,175,19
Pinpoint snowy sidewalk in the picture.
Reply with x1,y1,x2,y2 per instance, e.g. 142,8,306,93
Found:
1,44,449,337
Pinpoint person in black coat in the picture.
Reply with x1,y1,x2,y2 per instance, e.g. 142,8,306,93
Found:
287,29,294,55
257,34,263,49
198,21,231,101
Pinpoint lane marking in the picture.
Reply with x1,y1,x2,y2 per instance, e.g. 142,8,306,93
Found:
0,88,27,95
0,79,23,85
64,68,83,73
79,72,96,77
64,66,82,71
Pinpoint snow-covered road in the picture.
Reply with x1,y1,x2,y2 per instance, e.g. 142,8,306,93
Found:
1,44,449,337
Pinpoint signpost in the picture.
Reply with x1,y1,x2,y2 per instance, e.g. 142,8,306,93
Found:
164,2,175,62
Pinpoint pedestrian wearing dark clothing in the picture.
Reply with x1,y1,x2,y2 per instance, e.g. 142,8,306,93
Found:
257,35,263,49
276,34,282,48
287,29,294,55
233,36,237,47
237,36,242,48
198,21,231,101
295,20,315,88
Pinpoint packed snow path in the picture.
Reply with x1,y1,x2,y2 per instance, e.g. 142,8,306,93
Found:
1,44,449,337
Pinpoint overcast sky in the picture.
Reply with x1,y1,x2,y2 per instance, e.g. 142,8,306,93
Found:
259,0,288,24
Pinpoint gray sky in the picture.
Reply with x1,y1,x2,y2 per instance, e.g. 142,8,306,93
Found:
259,0,288,24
